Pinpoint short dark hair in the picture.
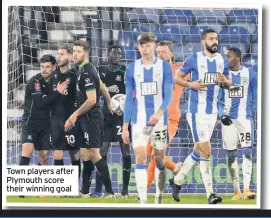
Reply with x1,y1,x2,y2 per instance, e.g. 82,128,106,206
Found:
108,45,122,53
137,32,157,45
73,40,90,52
200,29,218,40
157,40,174,53
58,44,73,54
39,54,56,65
227,47,242,58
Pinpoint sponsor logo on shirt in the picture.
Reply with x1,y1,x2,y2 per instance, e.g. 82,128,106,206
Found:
204,72,219,85
108,85,119,93
140,82,157,96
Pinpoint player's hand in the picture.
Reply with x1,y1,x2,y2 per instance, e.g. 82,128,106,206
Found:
216,73,226,83
188,80,208,91
64,112,78,132
148,112,162,126
56,81,68,94
221,115,233,126
122,129,130,144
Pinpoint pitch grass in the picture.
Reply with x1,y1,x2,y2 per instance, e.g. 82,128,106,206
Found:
7,194,256,205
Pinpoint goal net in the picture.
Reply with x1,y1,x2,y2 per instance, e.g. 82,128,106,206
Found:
7,6,258,195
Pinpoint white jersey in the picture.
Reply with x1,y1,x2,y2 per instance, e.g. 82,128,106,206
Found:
218,66,257,119
181,52,230,114
123,58,174,125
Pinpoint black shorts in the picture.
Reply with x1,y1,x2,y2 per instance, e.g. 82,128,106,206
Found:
21,123,51,151
79,113,104,149
51,120,81,151
104,114,124,142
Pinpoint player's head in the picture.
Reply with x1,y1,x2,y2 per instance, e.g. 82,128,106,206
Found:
57,44,73,68
137,32,157,59
39,55,56,79
73,40,90,65
201,29,219,54
156,41,174,63
108,45,122,65
226,47,242,69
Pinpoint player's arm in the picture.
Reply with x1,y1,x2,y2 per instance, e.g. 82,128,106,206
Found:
175,55,207,91
100,79,113,114
217,88,225,118
31,79,67,109
217,56,232,88
74,74,97,117
123,64,134,131
250,69,258,110
156,61,174,116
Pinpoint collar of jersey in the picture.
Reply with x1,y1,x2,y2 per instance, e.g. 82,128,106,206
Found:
201,51,218,59
230,65,243,75
140,57,157,68
79,62,89,72
108,64,121,72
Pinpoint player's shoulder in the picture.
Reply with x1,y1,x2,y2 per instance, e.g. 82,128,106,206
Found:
119,64,126,73
67,67,78,76
28,73,42,84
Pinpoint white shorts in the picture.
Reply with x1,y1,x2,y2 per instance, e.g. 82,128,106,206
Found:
131,124,167,150
186,113,217,143
222,117,254,150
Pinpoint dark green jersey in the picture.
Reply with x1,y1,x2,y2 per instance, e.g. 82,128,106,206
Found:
22,73,60,129
77,62,101,119
51,67,78,120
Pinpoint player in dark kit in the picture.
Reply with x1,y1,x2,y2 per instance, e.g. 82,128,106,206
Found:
91,45,131,198
64,40,114,198
19,55,68,167
51,45,81,176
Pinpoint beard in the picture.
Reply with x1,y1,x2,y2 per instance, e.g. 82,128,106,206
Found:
58,59,69,68
205,43,218,54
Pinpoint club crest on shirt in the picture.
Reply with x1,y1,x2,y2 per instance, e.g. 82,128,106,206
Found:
34,82,41,92
218,64,223,72
27,135,32,140
115,75,122,82
241,77,249,85
85,78,90,84
65,77,71,84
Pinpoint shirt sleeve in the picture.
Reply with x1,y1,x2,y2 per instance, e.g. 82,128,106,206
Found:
222,55,230,77
160,61,174,112
180,54,194,75
31,78,60,109
82,73,96,92
249,68,258,110
123,63,135,124
217,88,225,118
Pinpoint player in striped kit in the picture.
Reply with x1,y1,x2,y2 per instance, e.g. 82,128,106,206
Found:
171,29,232,204
218,48,257,200
146,41,189,190
122,33,174,204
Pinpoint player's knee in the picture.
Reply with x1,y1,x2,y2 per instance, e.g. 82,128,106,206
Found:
199,142,211,158
227,149,238,164
80,148,90,161
242,147,252,160
135,155,147,164
89,148,101,163
53,150,64,160
38,150,49,165
21,143,34,157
